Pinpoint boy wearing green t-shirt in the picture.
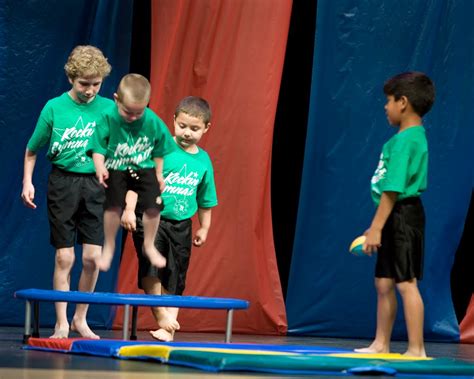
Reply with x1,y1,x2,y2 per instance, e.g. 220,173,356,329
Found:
356,72,435,357
91,74,175,273
121,96,218,341
21,45,112,339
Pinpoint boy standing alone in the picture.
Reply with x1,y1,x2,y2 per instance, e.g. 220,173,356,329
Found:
21,45,112,339
357,72,435,357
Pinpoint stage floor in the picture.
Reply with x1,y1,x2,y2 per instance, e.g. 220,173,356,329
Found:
1,326,474,378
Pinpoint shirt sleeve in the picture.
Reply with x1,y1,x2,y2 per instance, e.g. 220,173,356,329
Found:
380,147,410,194
152,117,176,158
197,159,218,208
27,104,53,153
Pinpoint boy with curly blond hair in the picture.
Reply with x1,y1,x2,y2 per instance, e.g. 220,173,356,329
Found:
22,45,113,339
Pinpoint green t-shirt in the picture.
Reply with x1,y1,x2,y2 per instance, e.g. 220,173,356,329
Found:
161,144,218,220
27,93,114,173
371,126,428,205
91,107,175,171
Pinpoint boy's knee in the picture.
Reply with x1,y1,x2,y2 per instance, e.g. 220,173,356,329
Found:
396,279,418,294
82,254,99,271
141,276,161,294
55,248,75,269
375,278,395,295
82,245,101,270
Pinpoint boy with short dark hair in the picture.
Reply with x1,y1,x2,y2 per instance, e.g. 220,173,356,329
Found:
21,45,112,339
356,72,435,357
121,96,218,341
91,73,175,272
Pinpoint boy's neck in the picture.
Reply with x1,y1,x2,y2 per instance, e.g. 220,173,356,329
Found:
398,115,423,132
174,137,199,154
68,90,96,104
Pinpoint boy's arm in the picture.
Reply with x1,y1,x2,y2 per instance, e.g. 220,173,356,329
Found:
121,191,138,231
21,149,38,209
364,191,398,255
154,157,165,192
92,153,109,188
193,208,212,247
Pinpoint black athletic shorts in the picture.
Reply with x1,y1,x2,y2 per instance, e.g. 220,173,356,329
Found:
375,197,425,283
132,214,192,295
104,168,163,212
47,165,105,248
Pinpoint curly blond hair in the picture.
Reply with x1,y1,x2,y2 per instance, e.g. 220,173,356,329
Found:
64,45,112,80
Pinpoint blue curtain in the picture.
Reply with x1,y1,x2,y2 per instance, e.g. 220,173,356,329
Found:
0,0,133,327
287,0,474,341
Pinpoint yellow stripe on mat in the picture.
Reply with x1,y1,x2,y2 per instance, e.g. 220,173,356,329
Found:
118,345,296,359
118,345,172,360
330,353,432,360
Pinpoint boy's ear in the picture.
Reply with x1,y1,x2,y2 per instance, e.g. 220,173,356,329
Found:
113,93,119,102
68,77,74,85
399,95,409,110
203,122,211,133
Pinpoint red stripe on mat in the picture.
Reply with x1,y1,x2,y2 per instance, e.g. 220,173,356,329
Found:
27,337,86,351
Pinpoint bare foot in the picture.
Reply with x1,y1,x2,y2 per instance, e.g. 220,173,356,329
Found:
157,309,180,333
98,251,114,272
403,349,426,358
50,323,69,339
354,342,389,354
150,328,174,342
143,244,166,268
71,318,100,339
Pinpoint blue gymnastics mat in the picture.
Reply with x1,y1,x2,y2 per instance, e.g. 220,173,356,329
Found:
25,338,474,377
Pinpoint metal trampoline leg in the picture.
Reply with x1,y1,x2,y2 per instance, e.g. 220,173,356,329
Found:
23,300,32,343
225,309,234,343
122,304,130,340
130,306,138,340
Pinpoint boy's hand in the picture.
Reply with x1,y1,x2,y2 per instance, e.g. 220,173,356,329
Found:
21,182,37,209
95,165,109,188
193,228,209,247
363,227,381,256
157,173,165,192
121,209,137,231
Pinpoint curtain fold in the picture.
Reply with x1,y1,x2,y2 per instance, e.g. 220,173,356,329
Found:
114,0,291,334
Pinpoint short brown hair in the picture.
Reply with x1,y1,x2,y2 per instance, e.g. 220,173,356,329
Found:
383,72,435,117
175,96,211,125
116,74,151,103
64,45,111,80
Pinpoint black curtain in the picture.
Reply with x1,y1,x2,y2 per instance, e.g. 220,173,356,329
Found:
271,0,317,299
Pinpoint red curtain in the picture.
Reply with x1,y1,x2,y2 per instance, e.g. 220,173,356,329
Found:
460,296,474,342
114,0,291,335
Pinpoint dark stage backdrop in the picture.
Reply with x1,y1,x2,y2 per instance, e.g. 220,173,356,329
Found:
287,1,474,341
0,0,133,327
459,192,474,342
